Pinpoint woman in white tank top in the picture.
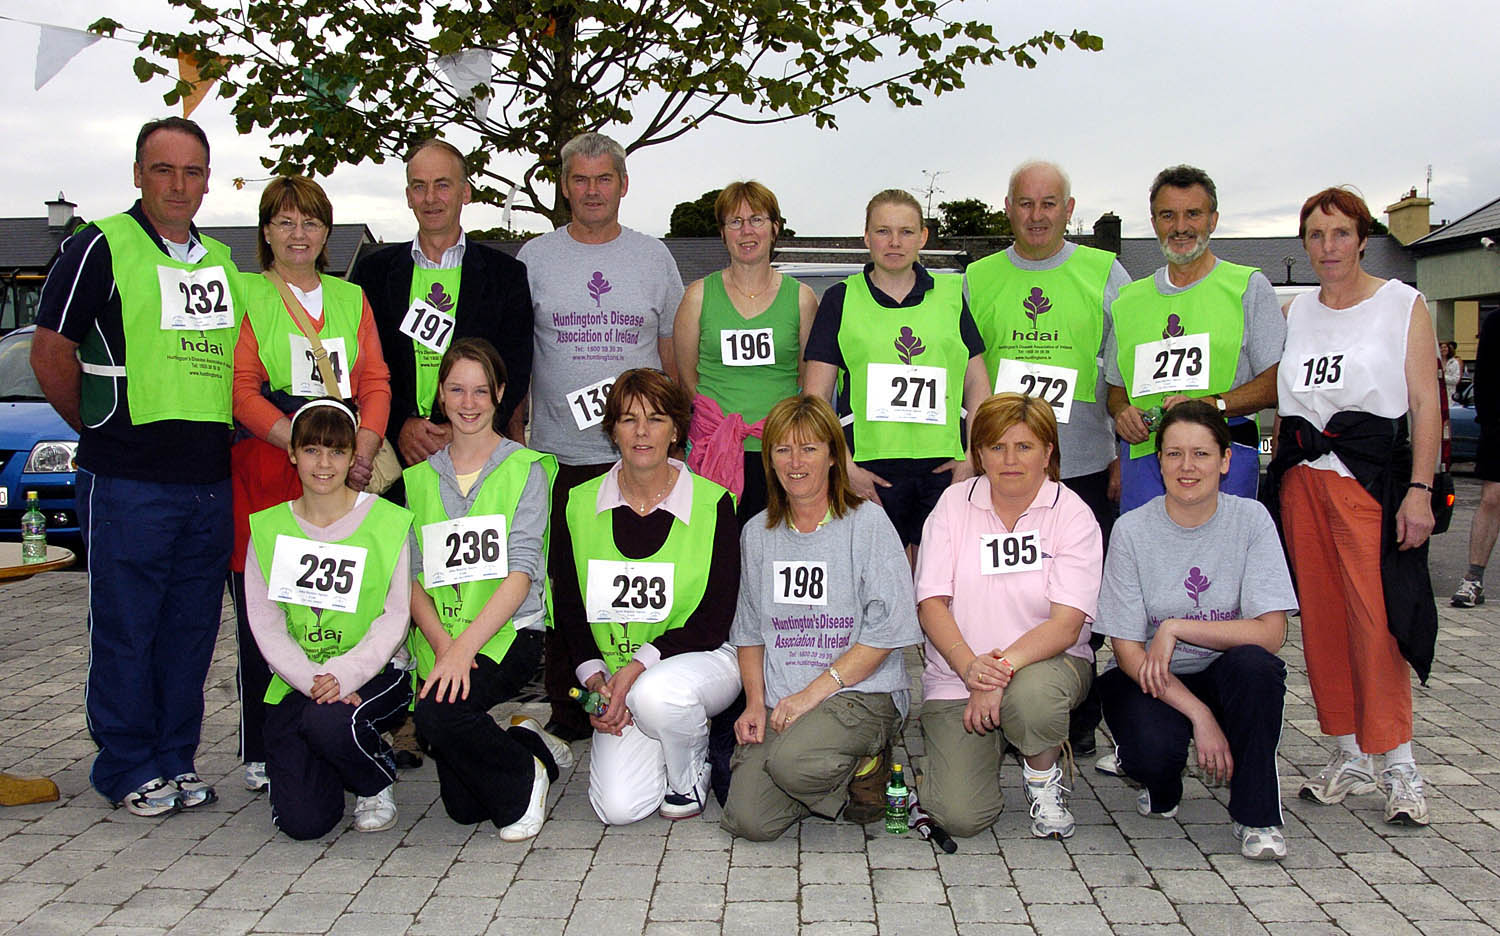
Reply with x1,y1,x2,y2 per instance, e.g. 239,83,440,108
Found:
1273,187,1439,828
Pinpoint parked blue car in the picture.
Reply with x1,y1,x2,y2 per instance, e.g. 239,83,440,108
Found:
0,326,80,540
1451,382,1479,465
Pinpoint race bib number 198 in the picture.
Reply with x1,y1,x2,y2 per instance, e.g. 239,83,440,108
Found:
772,560,828,605
266,535,368,612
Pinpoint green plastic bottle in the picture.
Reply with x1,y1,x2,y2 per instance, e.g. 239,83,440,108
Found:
568,686,607,716
1140,405,1165,432
885,763,910,834
20,491,46,564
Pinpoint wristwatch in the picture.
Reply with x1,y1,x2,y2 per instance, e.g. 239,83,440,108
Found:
1213,395,1228,413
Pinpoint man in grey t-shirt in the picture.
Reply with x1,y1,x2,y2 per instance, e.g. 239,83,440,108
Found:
519,131,685,737
1104,165,1286,513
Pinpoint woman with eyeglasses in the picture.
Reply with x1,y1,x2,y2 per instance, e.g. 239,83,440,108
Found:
674,181,817,523
229,175,391,795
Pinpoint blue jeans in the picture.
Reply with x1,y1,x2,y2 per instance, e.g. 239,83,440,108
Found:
78,469,231,801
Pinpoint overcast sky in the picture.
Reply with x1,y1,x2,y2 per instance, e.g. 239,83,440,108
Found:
2,0,1494,245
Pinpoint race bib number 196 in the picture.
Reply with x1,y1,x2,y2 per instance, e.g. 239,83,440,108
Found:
721,328,775,366
266,535,368,612
158,265,235,331
585,560,675,623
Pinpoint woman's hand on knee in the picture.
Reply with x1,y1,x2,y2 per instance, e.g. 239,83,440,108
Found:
963,689,1003,735
310,673,343,704
963,651,1012,693
420,647,478,704
769,689,819,734
735,706,767,745
1191,713,1233,785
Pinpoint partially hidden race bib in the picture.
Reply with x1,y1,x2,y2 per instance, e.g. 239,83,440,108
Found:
1292,353,1346,393
567,376,616,431
1131,333,1210,397
772,560,828,606
993,359,1078,424
585,559,674,623
399,299,456,353
158,265,235,331
978,531,1041,575
421,514,508,588
266,535,368,612
866,363,947,425
720,328,776,367
287,335,351,398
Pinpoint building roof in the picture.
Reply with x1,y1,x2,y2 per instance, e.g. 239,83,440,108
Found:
199,223,375,278
1408,195,1500,252
0,218,76,270
1113,235,1414,286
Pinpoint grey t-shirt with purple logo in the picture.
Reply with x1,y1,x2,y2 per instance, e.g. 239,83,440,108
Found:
519,226,684,465
1094,492,1297,674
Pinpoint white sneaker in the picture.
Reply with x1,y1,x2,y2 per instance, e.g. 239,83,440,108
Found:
499,757,550,842
1024,767,1075,839
1136,788,1178,818
1233,822,1287,860
660,761,711,821
243,762,268,792
1299,749,1377,805
509,715,575,772
1382,763,1430,826
1095,747,1124,777
353,785,397,832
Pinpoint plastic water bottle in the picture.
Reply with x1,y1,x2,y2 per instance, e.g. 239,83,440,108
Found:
1141,405,1165,432
885,763,910,834
20,491,46,564
568,686,607,716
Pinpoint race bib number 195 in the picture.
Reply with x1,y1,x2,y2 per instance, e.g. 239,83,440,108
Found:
978,531,1041,575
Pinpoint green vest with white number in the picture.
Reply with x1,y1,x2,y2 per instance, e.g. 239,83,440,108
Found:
408,266,463,418
243,272,363,395
565,471,725,673
836,272,968,460
249,497,414,704
403,448,558,679
966,246,1113,403
1112,261,1252,458
85,213,240,426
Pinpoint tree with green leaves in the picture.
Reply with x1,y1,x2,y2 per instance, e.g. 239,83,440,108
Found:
94,2,1101,227
936,197,1011,237
670,190,723,238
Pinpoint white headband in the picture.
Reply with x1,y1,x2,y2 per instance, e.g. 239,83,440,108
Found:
290,398,356,436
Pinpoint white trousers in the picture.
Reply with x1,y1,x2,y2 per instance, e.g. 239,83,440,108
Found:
588,644,740,825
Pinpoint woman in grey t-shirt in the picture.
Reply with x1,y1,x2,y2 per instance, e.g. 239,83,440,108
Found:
1093,401,1297,861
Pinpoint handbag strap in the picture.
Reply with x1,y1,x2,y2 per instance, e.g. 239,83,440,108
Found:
263,269,341,396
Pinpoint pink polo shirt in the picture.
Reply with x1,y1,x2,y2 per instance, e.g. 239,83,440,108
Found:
914,476,1102,701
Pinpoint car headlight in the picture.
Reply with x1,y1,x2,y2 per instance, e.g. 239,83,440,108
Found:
24,441,77,473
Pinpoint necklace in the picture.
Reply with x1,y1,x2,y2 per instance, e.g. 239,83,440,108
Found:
621,467,676,514
726,269,774,300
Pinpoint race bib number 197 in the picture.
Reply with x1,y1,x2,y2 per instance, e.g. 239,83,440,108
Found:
399,300,457,353
266,535,368,612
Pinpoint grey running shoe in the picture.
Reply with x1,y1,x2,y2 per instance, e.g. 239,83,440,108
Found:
1452,577,1484,608
1299,749,1377,805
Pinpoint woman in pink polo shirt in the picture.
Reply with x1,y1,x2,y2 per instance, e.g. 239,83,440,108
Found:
913,392,1102,839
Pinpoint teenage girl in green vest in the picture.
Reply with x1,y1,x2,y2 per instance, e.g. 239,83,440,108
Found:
674,181,817,523
803,189,992,551
405,339,571,842
230,176,392,794
244,400,413,839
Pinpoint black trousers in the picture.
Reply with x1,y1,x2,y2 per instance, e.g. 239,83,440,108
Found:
265,664,411,841
414,631,558,828
230,571,274,764
1062,467,1118,745
1099,645,1287,828
545,461,614,733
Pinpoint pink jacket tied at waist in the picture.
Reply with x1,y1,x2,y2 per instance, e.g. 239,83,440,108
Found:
687,394,764,497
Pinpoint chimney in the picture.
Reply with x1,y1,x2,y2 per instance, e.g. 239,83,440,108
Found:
1093,212,1121,256
1384,187,1432,245
46,191,76,230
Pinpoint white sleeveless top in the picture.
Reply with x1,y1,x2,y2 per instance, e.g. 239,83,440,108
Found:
1277,279,1419,478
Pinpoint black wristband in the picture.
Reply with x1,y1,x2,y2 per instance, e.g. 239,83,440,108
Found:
1408,481,1433,492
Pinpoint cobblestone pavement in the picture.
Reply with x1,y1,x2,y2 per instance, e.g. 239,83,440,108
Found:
3,570,1500,935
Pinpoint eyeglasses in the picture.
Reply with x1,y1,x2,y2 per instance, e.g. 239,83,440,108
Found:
723,215,771,231
269,218,327,235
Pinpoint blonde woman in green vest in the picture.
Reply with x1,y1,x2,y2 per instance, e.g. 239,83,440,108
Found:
803,189,992,551
245,400,414,839
553,369,742,824
405,339,572,842
230,175,392,794
674,181,818,523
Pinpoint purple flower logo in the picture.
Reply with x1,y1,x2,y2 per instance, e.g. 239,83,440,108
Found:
1184,566,1210,608
1163,313,1184,339
587,271,612,307
425,283,455,313
1023,287,1051,328
894,327,926,365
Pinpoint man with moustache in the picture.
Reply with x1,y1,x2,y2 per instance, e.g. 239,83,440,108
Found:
354,139,533,471
520,131,684,738
31,117,243,815
964,160,1132,757
1105,165,1285,513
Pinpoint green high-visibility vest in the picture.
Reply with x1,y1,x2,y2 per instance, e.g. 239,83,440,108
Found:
1112,261,1253,458
565,471,726,673
966,246,1113,403
243,272,363,395
403,449,558,679
85,213,241,426
408,266,463,418
837,272,968,460
249,497,414,704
